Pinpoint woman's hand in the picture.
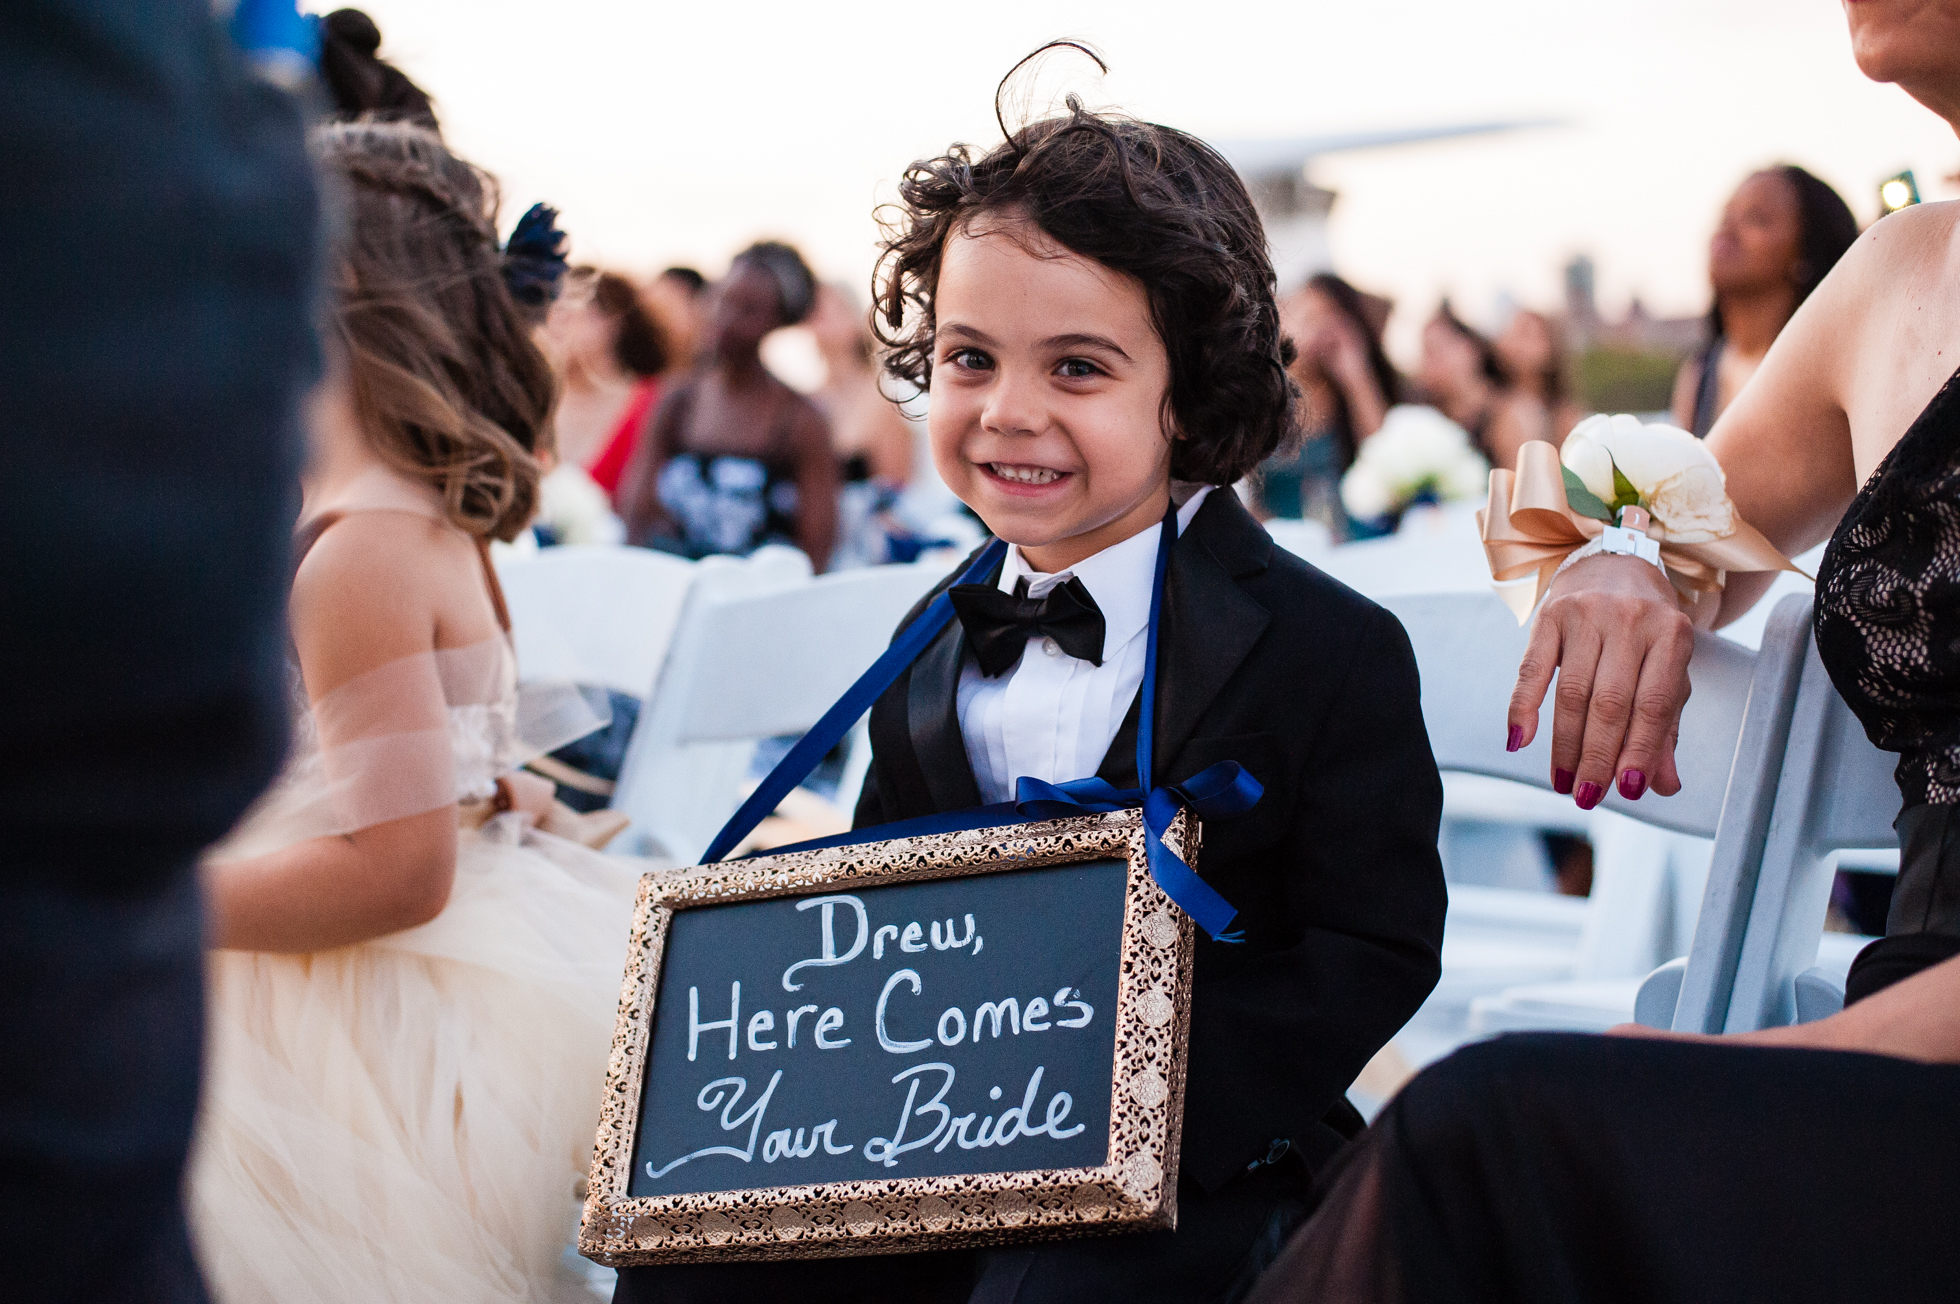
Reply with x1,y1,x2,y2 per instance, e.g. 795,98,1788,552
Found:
1509,553,1695,807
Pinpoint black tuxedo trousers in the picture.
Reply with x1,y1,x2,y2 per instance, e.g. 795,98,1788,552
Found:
616,492,1446,1303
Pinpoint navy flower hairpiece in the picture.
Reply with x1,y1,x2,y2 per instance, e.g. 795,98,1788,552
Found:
502,202,569,308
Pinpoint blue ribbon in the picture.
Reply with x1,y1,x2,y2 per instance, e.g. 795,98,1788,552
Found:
1010,764,1260,941
699,538,1007,866
701,507,1258,942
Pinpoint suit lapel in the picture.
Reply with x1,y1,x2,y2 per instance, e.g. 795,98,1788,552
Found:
1095,692,1143,790
1144,493,1272,780
906,589,986,815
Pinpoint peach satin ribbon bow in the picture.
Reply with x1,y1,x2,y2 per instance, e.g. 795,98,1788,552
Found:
1477,441,1802,624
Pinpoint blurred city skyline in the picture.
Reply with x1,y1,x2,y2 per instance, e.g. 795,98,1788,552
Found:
315,0,1960,363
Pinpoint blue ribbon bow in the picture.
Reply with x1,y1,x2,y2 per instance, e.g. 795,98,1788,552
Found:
701,505,1257,942
1011,764,1260,941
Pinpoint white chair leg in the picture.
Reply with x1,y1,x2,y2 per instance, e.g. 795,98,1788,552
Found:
1792,966,1846,1024
1573,812,1674,981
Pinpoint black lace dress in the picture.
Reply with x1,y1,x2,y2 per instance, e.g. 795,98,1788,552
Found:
1244,372,1960,1304
1815,365,1960,997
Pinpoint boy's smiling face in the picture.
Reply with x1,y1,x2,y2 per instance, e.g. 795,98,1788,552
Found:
928,214,1176,574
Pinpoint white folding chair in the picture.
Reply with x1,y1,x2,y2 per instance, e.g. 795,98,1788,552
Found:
494,545,697,696
1310,504,1500,598
1258,517,1332,563
1466,816,1713,1034
1379,591,1803,1048
609,559,953,864
1637,598,1897,1032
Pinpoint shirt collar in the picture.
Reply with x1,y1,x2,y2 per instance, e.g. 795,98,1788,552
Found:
997,485,1214,659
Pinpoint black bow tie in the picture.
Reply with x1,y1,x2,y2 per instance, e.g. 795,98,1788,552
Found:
948,576,1106,678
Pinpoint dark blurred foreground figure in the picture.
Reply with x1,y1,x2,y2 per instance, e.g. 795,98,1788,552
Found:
0,2,318,1300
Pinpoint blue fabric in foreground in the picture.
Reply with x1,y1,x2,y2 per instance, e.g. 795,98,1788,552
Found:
701,510,1257,940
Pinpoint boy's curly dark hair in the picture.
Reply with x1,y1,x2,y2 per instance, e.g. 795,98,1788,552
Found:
873,51,1298,486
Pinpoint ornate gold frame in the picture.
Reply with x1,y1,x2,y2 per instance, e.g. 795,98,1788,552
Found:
579,808,1197,1266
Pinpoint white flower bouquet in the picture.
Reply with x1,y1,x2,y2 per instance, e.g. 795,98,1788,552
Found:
1557,413,1732,542
1339,404,1490,526
537,462,625,547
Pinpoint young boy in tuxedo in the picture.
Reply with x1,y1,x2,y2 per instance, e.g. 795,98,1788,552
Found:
616,79,1445,1304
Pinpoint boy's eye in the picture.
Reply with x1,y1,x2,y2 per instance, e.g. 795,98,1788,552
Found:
1055,357,1103,379
947,347,993,371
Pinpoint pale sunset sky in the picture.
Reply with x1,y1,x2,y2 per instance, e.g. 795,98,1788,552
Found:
311,0,1960,362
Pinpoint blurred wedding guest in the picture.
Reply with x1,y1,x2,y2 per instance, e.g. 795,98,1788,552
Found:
1496,307,1587,443
1672,165,1859,435
547,267,671,502
316,7,437,130
808,283,915,566
644,264,710,373
2,3,318,1300
1418,301,1536,470
1259,273,1399,537
619,242,840,569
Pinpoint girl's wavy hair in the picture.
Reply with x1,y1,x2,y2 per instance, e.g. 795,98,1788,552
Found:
314,121,555,541
873,45,1298,484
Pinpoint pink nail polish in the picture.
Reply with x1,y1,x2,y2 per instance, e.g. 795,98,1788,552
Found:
1619,769,1647,800
1506,725,1524,753
1553,768,1575,795
1575,781,1604,810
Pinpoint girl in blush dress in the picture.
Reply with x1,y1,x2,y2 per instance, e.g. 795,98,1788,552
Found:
189,123,651,1303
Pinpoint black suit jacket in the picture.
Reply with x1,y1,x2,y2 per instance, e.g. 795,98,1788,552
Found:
854,490,1446,1192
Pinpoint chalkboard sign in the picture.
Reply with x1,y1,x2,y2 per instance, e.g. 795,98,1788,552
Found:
580,808,1197,1265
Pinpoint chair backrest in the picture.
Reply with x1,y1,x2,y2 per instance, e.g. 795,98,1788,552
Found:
1260,517,1332,562
495,545,697,696
1708,615,1899,1031
610,559,952,864
1384,591,1821,1006
1311,505,1501,598
1653,594,1900,1031
1377,592,1769,840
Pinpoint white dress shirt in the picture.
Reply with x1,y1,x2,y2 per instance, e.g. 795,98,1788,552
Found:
957,486,1214,804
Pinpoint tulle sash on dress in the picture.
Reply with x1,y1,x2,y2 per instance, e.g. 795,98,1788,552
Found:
211,637,604,861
